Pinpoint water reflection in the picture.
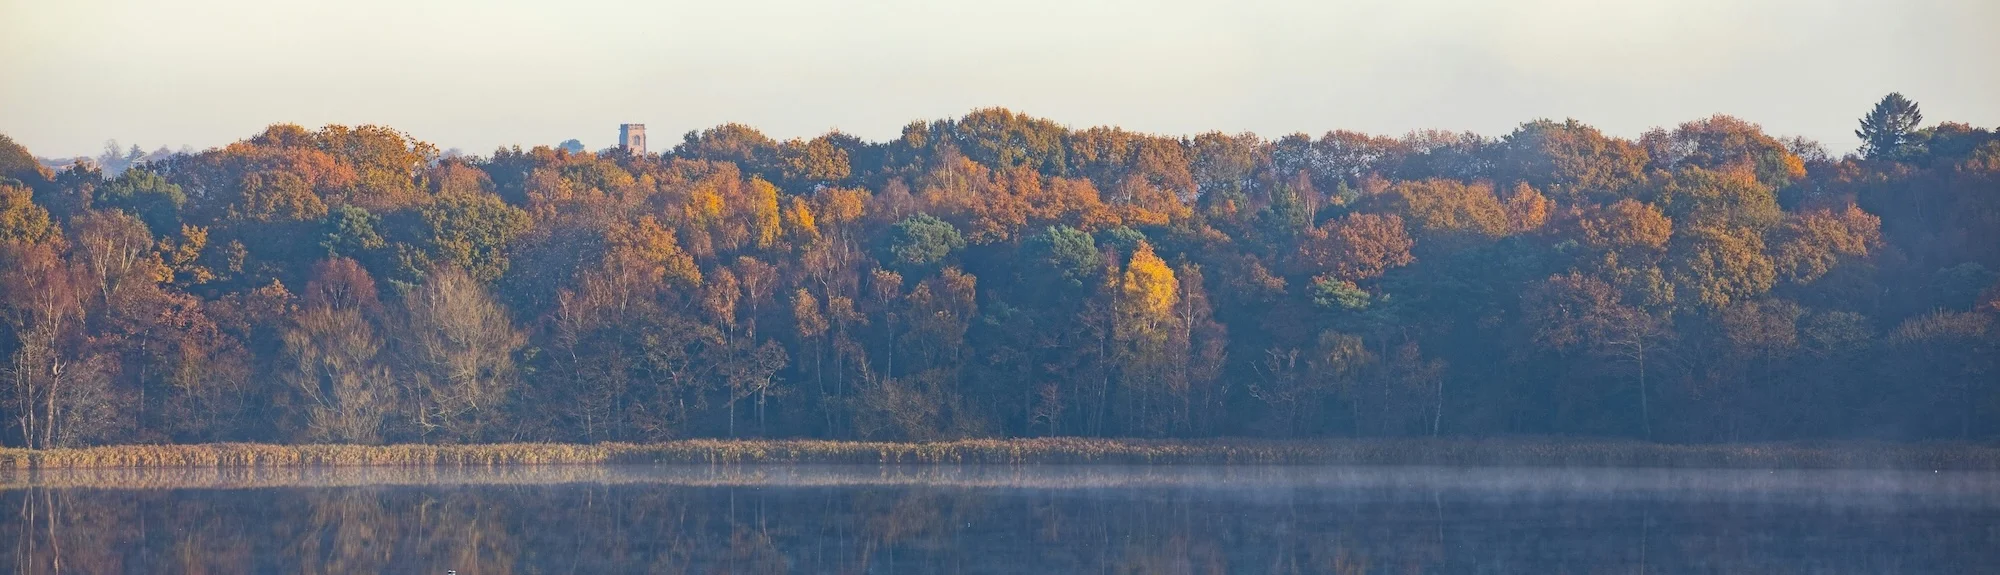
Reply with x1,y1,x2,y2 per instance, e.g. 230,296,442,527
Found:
5,465,1998,574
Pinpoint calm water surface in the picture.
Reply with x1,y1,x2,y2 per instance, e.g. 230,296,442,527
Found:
4,465,1997,574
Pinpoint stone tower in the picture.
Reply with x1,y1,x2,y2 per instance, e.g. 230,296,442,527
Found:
619,124,647,155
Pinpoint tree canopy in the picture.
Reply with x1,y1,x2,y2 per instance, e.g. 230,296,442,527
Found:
1,100,1996,447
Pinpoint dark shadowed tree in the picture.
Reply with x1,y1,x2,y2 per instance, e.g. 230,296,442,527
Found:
1856,93,1923,160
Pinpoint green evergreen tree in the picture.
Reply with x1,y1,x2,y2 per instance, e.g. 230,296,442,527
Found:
1856,93,1923,160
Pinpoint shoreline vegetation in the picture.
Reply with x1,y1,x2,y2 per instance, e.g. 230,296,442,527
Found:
11,461,2000,494
3,438,1999,471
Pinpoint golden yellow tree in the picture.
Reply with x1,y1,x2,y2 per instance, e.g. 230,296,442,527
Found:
1113,241,1182,435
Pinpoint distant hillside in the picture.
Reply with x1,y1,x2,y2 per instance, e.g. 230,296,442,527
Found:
37,156,92,173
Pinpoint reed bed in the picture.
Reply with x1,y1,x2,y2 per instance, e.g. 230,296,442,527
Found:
1,438,1996,470
13,463,2000,495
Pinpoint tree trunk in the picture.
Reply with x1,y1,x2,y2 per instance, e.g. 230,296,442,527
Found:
1432,374,1444,437
883,318,894,381
44,360,61,449
1638,345,1651,441
1352,395,1363,438
1096,336,1110,437
1964,381,1974,441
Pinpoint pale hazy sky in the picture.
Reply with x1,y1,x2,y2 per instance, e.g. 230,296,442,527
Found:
3,0,1995,158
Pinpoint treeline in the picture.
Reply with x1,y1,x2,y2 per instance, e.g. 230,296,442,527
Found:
0,94,1994,448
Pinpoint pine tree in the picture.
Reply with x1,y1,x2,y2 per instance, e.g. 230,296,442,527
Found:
1856,93,1923,160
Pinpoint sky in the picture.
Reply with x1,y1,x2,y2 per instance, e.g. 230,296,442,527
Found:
3,0,1996,159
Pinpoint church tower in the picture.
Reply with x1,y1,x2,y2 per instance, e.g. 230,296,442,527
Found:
619,124,647,154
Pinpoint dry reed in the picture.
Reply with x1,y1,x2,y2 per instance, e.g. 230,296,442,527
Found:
0,438,1996,470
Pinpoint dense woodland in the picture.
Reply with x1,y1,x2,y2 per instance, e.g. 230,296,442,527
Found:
0,94,1995,448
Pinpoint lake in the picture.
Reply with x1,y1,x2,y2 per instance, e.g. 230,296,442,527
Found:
4,465,1997,573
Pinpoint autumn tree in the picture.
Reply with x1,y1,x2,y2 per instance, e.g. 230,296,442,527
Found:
1643,115,1805,188
1295,212,1416,281
0,184,56,245
1379,179,1510,248
0,243,112,447
282,288,393,443
398,266,524,441
1669,225,1776,310
673,124,780,179
1769,205,1880,285
1524,272,1673,438
135,292,252,442
857,268,978,440
1110,241,1189,435
416,190,531,282
1496,120,1649,200
1888,311,1995,439
0,134,52,189
70,210,167,314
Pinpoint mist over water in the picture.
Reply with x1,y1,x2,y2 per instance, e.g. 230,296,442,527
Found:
6,465,1997,573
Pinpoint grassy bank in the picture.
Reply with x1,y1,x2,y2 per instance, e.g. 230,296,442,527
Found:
2,438,1998,470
